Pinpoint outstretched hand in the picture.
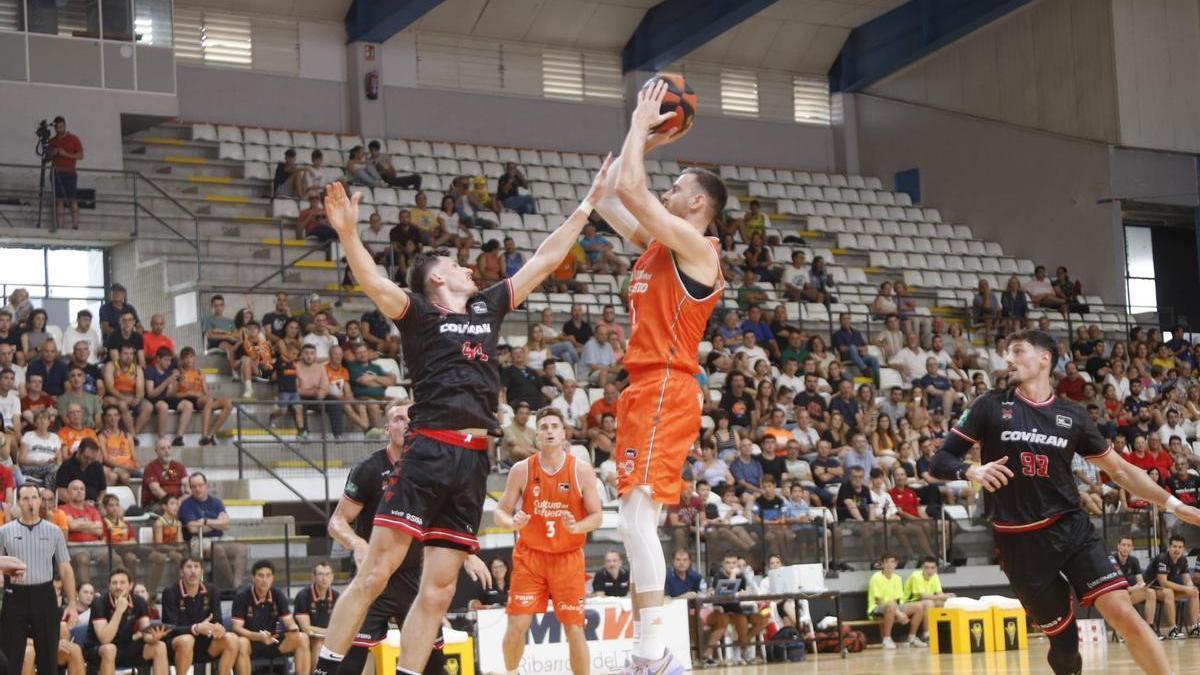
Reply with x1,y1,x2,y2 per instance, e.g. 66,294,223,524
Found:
583,153,614,206
966,456,1013,493
324,182,362,238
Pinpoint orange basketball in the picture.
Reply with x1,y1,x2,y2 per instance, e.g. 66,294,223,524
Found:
644,73,696,136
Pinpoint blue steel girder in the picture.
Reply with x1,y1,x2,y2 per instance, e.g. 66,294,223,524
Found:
344,0,444,44
621,0,780,73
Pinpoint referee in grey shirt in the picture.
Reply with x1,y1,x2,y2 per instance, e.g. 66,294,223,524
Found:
0,484,77,675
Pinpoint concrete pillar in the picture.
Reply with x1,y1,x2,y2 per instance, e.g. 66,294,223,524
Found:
346,41,385,141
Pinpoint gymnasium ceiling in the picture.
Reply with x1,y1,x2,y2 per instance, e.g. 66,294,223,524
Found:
174,0,908,75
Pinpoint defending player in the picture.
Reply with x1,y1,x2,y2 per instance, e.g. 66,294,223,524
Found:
327,402,491,675
494,408,603,675
593,80,727,673
315,164,614,675
932,329,1200,675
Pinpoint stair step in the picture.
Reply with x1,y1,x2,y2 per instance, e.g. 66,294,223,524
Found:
188,175,234,185
164,155,209,165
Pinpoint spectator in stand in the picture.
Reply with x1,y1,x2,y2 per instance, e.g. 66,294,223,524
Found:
345,145,385,187
499,236,525,279
231,560,310,675
59,477,103,581
236,321,274,400
889,331,928,383
500,346,548,409
301,312,339,364
263,292,294,341
1056,361,1087,402
1158,408,1188,446
500,402,536,467
19,372,57,427
497,162,537,214
474,239,504,285
103,344,152,437
100,492,140,572
19,309,51,364
0,343,25,397
141,437,188,511
833,313,881,385
409,191,449,247
867,552,927,649
98,283,139,340
916,357,957,414
366,140,421,189
870,280,899,320
464,176,501,227
180,472,247,589
273,148,306,198
140,314,175,361
57,402,98,457
203,295,240,374
550,379,590,439
0,367,21,438
175,346,231,447
579,223,628,275
48,116,84,229
1054,266,1084,311
874,314,905,366
1000,276,1029,334
740,305,777,358
730,438,764,497
972,279,1000,335
578,324,619,387
781,251,810,301
562,304,594,353
298,195,336,242
143,346,191,445
103,309,145,367
296,344,342,439
19,407,60,487
301,149,339,197
27,339,67,398
326,345,373,436
1024,265,1067,317
590,550,631,598
98,404,139,487
737,200,770,242
802,255,834,305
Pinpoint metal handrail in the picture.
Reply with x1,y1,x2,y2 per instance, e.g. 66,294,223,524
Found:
231,401,331,521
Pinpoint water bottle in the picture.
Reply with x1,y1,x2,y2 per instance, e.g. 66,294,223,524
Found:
699,578,708,595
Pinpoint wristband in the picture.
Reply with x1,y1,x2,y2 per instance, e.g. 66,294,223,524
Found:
577,199,594,215
1165,496,1183,514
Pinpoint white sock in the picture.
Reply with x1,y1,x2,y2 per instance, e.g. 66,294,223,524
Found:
632,620,641,641
318,646,344,661
635,606,667,660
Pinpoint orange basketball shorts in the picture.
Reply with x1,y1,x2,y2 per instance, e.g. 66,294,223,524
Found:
616,369,703,505
507,546,587,626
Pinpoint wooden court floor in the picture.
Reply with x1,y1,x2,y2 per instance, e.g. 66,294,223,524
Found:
698,638,1199,673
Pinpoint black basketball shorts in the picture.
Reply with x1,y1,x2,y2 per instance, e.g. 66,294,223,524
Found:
373,429,490,553
993,509,1127,637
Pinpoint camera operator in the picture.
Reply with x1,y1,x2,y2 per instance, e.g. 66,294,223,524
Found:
47,116,84,230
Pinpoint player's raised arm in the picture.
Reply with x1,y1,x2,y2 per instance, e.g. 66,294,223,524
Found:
614,80,717,281
324,182,409,319
493,459,530,531
507,154,614,305
594,155,651,249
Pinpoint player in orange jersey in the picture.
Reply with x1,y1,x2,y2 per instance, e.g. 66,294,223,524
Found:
494,408,603,675
592,79,728,674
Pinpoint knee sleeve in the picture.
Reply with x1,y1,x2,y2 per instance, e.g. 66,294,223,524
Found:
619,488,666,592
1046,623,1082,675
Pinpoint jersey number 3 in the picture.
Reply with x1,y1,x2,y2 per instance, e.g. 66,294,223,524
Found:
1019,452,1049,478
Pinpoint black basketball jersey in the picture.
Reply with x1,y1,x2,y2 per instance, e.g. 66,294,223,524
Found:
394,281,513,432
343,447,422,571
950,388,1110,527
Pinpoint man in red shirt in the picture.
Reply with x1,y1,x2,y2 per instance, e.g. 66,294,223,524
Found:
48,116,84,230
59,478,104,584
1054,362,1087,402
141,314,176,358
141,437,188,510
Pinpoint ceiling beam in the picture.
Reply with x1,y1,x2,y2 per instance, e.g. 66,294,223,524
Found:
344,0,443,44
621,0,779,73
829,0,1034,93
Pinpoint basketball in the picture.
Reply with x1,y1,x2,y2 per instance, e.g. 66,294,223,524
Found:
644,73,696,136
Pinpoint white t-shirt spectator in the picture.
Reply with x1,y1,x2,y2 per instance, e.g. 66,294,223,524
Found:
1159,422,1190,444
5,364,25,390
63,326,104,364
984,349,1007,375
929,348,954,374
889,347,928,382
781,264,809,290
360,223,390,249
19,430,60,465
578,339,615,381
551,389,591,429
1024,277,1054,298
0,391,19,431
302,333,340,361
792,425,820,449
776,372,804,395
736,344,770,365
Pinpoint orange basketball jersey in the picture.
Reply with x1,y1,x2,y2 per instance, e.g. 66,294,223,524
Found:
623,238,723,377
517,453,587,554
